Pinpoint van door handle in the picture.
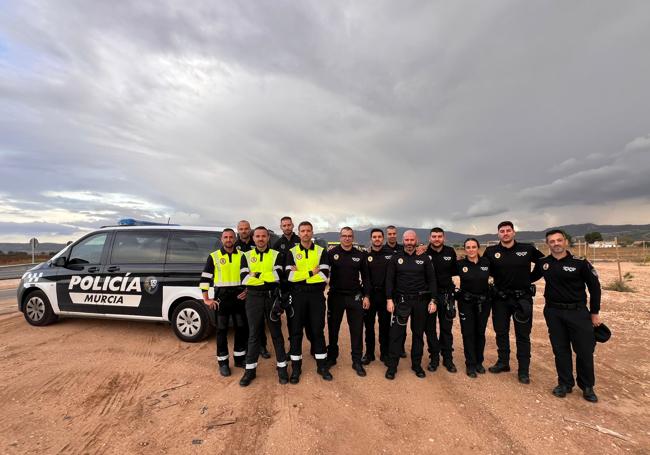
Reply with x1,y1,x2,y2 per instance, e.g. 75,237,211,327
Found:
87,266,100,273
107,266,120,272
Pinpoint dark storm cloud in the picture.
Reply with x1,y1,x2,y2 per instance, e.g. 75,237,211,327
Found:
1,0,650,240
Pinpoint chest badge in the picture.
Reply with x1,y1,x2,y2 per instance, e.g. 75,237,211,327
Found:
563,266,576,272
333,254,339,260
367,256,374,262
481,266,488,271
250,256,258,263
352,257,360,262
462,266,468,273
516,251,528,257
443,256,452,261
494,252,501,259
543,263,549,270
416,260,424,265
219,258,227,265
296,253,303,260
385,255,392,260
398,258,404,265
280,244,286,249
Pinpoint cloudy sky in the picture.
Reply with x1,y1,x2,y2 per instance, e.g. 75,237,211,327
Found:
1,0,649,242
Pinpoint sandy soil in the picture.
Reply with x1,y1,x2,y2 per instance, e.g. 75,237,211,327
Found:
0,262,648,454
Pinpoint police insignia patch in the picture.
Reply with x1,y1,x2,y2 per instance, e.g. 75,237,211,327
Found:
334,254,339,260
144,276,158,294
495,252,501,259
220,258,227,265
398,258,404,265
281,244,286,249
591,268,598,277
462,266,468,273
543,263,549,270
367,256,373,262
296,253,303,260
250,257,257,263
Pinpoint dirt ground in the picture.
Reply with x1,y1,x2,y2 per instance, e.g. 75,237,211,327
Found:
0,262,648,454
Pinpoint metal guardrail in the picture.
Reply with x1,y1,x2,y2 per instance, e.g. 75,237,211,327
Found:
0,263,35,280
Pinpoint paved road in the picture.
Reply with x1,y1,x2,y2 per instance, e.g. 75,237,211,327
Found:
0,287,18,315
0,264,34,279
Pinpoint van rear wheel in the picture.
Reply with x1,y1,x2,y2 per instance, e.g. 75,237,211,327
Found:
23,290,58,326
172,300,210,342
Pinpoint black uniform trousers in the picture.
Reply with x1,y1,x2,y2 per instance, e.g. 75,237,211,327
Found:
327,292,364,364
365,288,391,359
388,295,430,369
458,297,491,368
288,287,328,365
244,290,288,369
492,296,533,374
543,305,595,389
215,290,248,365
426,290,455,362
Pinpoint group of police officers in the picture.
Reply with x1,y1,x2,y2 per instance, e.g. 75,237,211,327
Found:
199,218,604,403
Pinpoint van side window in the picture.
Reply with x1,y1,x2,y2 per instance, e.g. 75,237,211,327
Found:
166,232,221,263
68,233,108,265
111,231,168,264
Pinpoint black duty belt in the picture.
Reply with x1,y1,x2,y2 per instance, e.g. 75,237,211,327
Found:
545,301,584,310
330,289,362,296
396,291,430,300
247,288,276,295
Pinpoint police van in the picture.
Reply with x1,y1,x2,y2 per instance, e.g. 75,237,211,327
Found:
18,225,223,342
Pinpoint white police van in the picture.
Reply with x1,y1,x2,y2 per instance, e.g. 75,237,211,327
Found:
18,225,223,342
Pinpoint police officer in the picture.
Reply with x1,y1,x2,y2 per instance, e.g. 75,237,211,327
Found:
385,225,403,253
425,227,459,373
532,230,602,402
239,226,290,387
483,221,544,384
200,228,248,377
385,230,438,380
285,221,333,383
235,219,271,359
272,216,301,265
386,225,407,359
456,238,492,378
327,227,370,376
362,228,394,365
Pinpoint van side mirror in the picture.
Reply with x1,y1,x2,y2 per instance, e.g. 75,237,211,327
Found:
53,257,67,267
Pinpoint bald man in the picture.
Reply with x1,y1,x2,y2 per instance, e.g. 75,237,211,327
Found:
384,230,438,380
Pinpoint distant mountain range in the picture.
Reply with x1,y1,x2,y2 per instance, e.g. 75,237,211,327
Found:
1,223,648,253
315,223,650,245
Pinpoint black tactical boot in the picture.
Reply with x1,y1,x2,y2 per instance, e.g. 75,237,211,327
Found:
239,369,256,387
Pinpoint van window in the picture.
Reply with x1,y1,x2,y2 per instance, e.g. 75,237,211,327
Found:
166,232,220,263
68,233,108,265
111,231,168,264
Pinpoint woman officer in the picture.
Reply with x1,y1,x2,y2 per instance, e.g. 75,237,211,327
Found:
456,238,492,378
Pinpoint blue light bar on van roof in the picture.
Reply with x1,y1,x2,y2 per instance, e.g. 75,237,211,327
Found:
118,218,179,226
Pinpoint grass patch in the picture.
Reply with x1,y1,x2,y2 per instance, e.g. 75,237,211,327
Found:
604,278,634,292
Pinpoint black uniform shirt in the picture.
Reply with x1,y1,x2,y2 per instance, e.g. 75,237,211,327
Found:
532,251,602,314
366,245,394,289
385,250,437,299
272,233,300,265
386,242,403,254
483,241,544,291
234,237,254,252
457,256,491,294
328,245,369,295
426,244,458,291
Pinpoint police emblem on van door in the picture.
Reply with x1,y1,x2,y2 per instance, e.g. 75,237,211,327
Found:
144,276,159,294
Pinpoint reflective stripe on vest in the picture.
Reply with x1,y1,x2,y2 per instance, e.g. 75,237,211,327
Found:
243,249,280,286
289,244,326,284
211,250,242,287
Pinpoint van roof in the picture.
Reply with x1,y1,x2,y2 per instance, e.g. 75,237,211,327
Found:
97,225,226,232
